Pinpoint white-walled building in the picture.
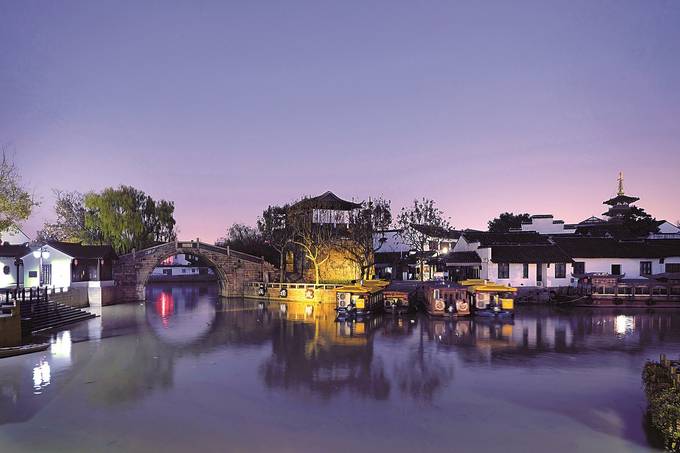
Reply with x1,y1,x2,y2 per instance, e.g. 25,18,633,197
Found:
0,244,30,289
0,229,31,245
519,215,576,235
450,231,573,288
552,237,680,278
12,242,117,289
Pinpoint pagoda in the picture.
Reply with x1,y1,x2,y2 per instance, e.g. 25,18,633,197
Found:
602,172,639,222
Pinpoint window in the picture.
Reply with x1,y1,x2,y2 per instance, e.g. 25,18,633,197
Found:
611,264,621,276
41,264,52,286
162,269,172,276
666,263,680,273
28,271,37,278
555,263,566,279
522,263,529,279
635,286,650,295
652,287,668,296
498,263,510,279
573,262,585,275
2,265,9,275
671,287,680,296
618,286,632,295
605,286,616,295
640,261,652,276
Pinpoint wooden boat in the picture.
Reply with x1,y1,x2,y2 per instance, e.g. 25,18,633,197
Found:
383,285,417,314
335,281,386,317
0,342,50,359
461,279,517,318
424,282,470,317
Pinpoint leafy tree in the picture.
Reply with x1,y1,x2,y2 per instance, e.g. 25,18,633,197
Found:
397,198,450,281
0,148,38,240
257,204,293,282
83,186,176,254
340,197,392,280
621,206,659,237
487,212,531,233
36,190,102,243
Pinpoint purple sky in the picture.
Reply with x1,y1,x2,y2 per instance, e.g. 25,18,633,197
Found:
2,1,679,242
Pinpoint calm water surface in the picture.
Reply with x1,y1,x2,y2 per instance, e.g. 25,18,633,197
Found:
1,282,678,452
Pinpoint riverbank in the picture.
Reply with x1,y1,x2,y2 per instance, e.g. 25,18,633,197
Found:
643,355,680,451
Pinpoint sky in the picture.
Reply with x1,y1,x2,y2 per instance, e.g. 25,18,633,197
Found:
1,0,679,242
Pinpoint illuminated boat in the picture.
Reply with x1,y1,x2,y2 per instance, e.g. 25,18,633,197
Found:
424,281,470,317
335,281,386,318
461,279,517,318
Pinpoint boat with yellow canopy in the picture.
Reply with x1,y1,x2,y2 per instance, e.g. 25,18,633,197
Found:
335,280,386,317
460,279,517,318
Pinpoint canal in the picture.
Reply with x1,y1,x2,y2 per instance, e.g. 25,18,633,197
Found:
1,282,678,452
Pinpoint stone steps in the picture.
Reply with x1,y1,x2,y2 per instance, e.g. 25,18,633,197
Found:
20,300,96,335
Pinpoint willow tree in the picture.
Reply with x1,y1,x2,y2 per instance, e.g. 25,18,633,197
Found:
83,186,176,254
397,198,450,281
0,149,37,240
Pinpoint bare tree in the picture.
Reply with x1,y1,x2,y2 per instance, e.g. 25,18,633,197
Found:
397,198,451,281
340,197,392,280
257,204,293,283
287,200,337,285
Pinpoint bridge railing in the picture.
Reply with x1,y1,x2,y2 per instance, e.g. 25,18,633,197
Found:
118,240,268,265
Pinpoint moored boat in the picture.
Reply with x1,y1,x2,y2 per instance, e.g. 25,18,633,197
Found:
335,280,386,318
0,342,50,359
424,281,470,317
461,279,517,318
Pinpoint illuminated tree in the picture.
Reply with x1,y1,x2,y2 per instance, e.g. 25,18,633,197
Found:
341,197,392,280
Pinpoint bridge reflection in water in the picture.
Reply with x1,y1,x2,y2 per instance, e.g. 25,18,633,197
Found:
0,281,679,452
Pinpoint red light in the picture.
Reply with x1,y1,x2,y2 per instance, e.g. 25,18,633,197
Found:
154,292,175,327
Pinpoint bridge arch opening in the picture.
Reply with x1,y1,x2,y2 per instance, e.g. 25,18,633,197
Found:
135,244,232,301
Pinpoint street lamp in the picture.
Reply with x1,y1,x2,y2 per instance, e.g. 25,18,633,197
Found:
32,247,50,287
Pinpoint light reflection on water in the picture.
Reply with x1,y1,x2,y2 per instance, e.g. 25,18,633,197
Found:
0,282,678,452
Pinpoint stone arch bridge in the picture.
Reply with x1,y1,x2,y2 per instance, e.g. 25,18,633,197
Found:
113,241,276,302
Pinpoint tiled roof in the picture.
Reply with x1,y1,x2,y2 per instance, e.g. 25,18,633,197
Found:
45,241,117,259
410,224,461,240
490,245,573,263
0,244,30,258
443,251,482,264
461,230,550,246
291,191,362,210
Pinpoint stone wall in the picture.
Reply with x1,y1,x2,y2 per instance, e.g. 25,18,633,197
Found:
50,287,90,308
113,241,277,302
243,282,341,304
0,305,21,347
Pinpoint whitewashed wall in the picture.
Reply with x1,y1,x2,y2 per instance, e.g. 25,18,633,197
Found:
21,246,72,288
574,257,680,279
0,257,18,288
